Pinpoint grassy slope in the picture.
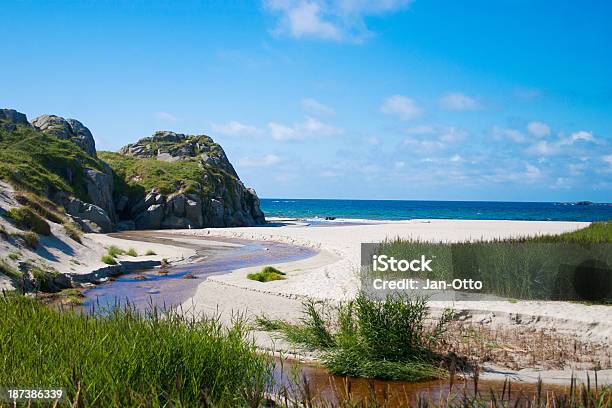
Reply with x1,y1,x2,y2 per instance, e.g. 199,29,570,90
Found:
99,151,240,207
0,124,104,201
1,295,273,406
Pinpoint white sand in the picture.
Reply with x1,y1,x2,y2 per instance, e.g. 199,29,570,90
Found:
173,219,612,385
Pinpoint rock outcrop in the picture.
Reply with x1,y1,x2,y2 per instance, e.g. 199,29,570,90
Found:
31,114,97,157
113,131,265,229
0,109,31,131
2,108,265,232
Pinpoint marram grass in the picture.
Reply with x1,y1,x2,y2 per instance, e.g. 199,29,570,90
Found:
0,294,274,407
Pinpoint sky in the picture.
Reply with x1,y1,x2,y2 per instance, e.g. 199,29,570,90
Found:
1,0,611,202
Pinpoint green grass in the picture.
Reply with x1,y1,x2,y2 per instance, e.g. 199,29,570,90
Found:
107,245,126,258
257,294,453,381
126,247,138,257
0,258,21,279
6,205,51,235
11,231,39,248
0,294,273,407
247,266,286,282
0,124,105,202
373,222,612,302
529,221,612,243
27,262,61,291
99,151,209,198
63,221,83,243
15,191,66,224
8,251,22,261
144,249,157,256
101,254,118,265
57,288,85,305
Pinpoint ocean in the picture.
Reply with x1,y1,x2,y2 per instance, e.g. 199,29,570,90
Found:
259,199,612,222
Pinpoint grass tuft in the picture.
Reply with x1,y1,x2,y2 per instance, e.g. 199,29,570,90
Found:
15,192,65,224
7,206,51,235
62,221,83,243
11,231,39,248
247,266,286,282
144,249,157,256
126,247,138,257
257,294,451,381
107,245,125,258
101,255,117,265
0,258,21,279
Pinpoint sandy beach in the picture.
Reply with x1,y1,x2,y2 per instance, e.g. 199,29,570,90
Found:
161,219,610,385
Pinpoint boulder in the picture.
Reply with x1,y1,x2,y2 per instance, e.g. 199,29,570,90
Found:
84,169,116,221
31,115,97,157
134,204,164,229
185,195,203,228
62,198,113,233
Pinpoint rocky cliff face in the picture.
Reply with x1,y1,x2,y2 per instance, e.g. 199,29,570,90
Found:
1,109,265,231
109,131,265,229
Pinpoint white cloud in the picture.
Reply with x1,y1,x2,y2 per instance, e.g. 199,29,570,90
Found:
211,121,262,136
237,154,281,167
439,92,479,111
450,154,462,162
493,126,526,143
263,0,413,42
301,98,334,115
394,161,405,169
603,154,612,165
154,111,178,123
380,95,422,120
526,140,560,156
527,121,551,137
565,130,595,144
525,163,542,178
267,116,342,141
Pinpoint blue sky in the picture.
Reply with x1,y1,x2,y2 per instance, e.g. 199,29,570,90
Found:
2,0,611,202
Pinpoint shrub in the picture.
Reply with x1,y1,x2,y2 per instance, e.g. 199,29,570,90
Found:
101,255,117,265
247,266,286,282
0,294,273,407
63,222,82,243
12,231,39,248
107,245,125,258
126,248,138,257
144,249,157,256
7,206,51,235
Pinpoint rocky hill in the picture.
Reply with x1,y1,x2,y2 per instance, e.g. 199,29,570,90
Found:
0,108,265,233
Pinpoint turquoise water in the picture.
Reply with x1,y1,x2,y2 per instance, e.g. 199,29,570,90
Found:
260,199,612,222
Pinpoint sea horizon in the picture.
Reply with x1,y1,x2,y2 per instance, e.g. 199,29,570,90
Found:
259,198,612,222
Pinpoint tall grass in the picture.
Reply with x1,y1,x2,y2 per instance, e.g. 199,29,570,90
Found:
257,294,453,381
0,294,274,407
374,222,612,302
